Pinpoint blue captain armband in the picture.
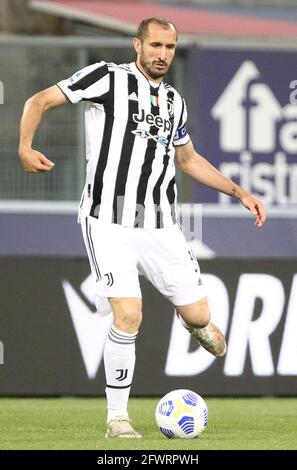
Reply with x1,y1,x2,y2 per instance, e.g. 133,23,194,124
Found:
174,124,187,142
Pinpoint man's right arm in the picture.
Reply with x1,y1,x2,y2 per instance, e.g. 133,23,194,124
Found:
18,85,68,173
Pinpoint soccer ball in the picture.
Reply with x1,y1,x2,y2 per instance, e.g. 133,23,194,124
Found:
155,389,208,439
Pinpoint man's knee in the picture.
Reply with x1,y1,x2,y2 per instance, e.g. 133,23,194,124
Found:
176,297,210,328
109,297,142,333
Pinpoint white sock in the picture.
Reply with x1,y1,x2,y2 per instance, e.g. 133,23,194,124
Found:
104,325,137,423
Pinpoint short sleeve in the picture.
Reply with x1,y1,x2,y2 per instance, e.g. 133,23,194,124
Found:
57,61,110,104
173,98,190,146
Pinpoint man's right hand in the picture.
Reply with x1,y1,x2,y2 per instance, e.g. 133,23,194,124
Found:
18,85,67,173
19,148,55,173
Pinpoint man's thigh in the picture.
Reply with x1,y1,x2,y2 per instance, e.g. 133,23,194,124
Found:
139,224,206,305
81,217,141,298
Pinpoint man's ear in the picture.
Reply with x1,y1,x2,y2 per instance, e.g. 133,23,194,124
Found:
133,37,142,55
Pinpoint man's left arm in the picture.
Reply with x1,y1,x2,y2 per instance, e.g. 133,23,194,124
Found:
175,140,266,228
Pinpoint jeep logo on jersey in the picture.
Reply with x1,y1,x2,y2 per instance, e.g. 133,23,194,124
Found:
133,109,172,133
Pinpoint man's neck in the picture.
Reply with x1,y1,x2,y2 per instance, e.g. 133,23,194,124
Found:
135,61,163,85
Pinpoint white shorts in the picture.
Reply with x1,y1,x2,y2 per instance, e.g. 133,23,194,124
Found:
81,216,206,308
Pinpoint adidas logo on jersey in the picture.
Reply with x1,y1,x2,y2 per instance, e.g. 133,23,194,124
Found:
128,92,138,102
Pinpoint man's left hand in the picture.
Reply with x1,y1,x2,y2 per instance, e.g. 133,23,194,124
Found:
240,193,266,228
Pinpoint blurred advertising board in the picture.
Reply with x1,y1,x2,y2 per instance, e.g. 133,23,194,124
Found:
188,47,297,207
0,257,296,395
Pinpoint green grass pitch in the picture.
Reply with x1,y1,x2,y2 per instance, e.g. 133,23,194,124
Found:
0,397,296,450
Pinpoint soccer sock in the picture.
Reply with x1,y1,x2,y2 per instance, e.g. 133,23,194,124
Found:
104,325,138,423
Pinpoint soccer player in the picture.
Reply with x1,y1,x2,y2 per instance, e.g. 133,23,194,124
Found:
19,18,266,439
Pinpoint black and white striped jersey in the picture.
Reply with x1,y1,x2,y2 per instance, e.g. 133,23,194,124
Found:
57,61,190,228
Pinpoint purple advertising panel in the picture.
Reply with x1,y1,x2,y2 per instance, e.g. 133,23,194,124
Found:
187,47,297,205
